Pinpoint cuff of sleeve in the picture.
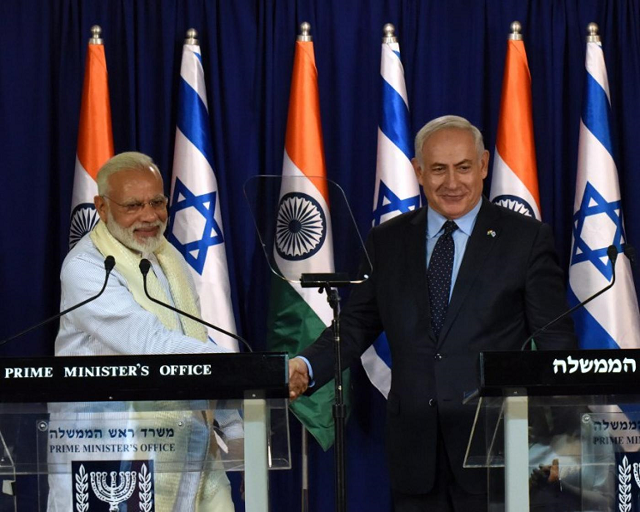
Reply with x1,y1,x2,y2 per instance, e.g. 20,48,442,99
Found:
297,356,315,388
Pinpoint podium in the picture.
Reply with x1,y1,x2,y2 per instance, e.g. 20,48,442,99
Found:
465,349,640,511
0,352,290,511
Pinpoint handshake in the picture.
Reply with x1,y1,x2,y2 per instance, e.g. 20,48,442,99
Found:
288,357,310,400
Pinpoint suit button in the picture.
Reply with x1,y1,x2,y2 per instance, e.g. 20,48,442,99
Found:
428,399,436,407
434,353,442,360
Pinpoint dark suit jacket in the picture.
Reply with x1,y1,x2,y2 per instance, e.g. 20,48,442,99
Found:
300,198,577,495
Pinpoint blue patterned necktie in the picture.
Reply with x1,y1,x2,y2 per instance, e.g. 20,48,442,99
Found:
427,220,459,338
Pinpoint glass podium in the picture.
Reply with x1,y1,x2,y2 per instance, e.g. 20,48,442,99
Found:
0,352,289,512
465,349,640,511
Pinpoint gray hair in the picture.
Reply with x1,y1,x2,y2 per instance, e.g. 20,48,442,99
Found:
414,115,485,166
96,151,161,196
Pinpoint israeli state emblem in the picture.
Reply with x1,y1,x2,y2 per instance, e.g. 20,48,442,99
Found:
72,460,154,511
275,192,327,261
69,203,99,248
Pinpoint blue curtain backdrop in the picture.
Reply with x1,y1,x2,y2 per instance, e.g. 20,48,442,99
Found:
1,0,640,510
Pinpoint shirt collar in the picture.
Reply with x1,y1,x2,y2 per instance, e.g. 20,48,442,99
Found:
426,197,483,239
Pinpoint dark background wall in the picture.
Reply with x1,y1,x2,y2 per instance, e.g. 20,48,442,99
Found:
1,1,639,510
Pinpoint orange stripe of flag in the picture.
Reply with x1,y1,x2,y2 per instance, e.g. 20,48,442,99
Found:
77,44,114,180
496,39,540,208
284,41,329,202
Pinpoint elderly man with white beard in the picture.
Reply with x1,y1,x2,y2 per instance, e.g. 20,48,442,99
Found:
49,152,237,511
56,151,228,357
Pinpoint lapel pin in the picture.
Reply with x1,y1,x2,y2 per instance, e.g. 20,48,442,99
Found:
487,230,496,238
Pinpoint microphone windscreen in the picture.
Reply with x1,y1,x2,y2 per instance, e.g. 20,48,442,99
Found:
139,258,152,276
104,255,116,272
625,245,637,265
607,244,618,264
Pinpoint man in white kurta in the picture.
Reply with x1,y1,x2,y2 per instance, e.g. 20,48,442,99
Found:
48,152,238,512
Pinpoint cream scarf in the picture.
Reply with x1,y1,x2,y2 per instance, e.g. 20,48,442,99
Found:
90,221,207,342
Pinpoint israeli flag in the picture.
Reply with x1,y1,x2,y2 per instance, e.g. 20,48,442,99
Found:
361,26,420,398
167,31,239,351
568,28,640,349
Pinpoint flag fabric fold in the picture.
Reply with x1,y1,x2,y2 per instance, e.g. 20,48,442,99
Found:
489,34,541,220
361,34,420,399
167,38,238,351
568,34,640,349
69,36,114,248
266,36,346,450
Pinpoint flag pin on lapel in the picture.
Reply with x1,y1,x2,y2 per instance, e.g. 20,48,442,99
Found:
487,230,496,238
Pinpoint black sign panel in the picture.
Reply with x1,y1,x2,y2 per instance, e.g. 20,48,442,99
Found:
0,352,288,402
477,349,640,397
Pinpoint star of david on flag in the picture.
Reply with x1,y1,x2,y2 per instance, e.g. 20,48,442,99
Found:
373,180,420,227
167,178,224,275
571,182,623,282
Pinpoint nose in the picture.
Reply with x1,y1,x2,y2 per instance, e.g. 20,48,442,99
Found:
442,169,459,188
138,202,160,222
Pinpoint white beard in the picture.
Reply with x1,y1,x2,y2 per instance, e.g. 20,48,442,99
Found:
106,210,167,255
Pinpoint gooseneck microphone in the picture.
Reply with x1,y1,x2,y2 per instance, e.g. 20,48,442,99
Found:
139,259,253,352
0,256,116,347
520,245,619,351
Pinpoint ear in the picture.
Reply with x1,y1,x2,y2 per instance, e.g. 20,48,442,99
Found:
412,158,423,184
480,149,490,179
94,195,108,223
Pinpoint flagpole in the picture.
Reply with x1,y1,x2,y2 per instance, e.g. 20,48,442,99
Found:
301,425,309,512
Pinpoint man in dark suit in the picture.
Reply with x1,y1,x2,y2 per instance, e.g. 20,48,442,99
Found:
288,115,576,511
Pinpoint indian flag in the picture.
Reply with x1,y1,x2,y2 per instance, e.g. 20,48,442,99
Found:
266,25,347,450
489,22,540,220
69,25,114,248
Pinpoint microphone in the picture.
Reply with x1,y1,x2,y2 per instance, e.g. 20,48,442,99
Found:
625,244,636,267
0,256,116,347
520,245,618,351
139,259,253,352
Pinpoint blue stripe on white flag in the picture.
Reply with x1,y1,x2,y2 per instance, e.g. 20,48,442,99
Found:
372,334,392,366
177,77,216,169
380,79,412,160
582,73,614,156
567,287,619,349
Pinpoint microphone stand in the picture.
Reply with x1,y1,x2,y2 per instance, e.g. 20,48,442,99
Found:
300,272,350,512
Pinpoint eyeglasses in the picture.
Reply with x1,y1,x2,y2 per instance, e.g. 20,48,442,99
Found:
102,195,168,215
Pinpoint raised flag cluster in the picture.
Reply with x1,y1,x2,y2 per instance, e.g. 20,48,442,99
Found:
361,25,420,399
69,26,114,248
568,27,640,349
166,31,238,351
490,23,541,220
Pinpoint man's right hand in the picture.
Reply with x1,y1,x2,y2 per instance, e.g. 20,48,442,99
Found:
288,357,309,400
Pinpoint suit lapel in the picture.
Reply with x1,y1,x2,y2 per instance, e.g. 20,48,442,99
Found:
437,198,500,347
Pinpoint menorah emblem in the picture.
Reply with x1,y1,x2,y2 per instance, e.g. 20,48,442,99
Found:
89,470,137,511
